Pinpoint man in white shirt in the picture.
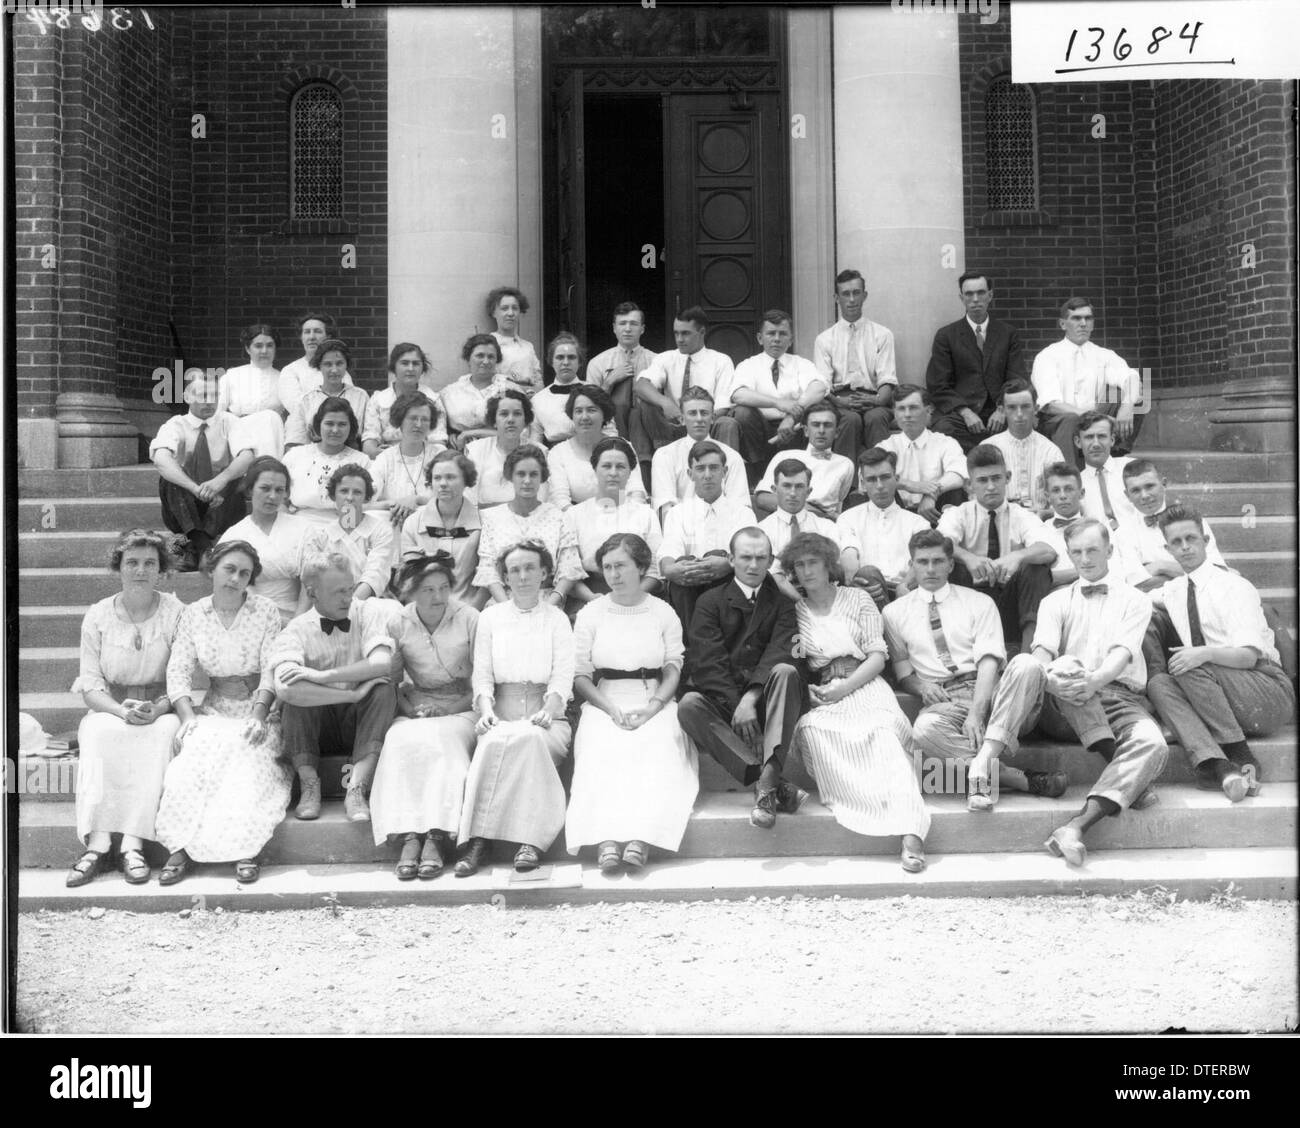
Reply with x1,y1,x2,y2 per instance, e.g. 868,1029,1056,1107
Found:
724,309,828,470
837,447,930,610
884,529,1067,806
984,379,1066,515
649,387,750,518
756,459,838,601
1117,459,1227,590
937,444,1057,650
278,312,354,418
1031,297,1141,460
1037,460,1142,589
1144,505,1294,802
877,384,968,521
812,269,898,461
632,305,739,462
150,369,255,570
965,520,1168,864
752,401,854,519
586,301,658,439
1072,410,1140,531
659,440,757,629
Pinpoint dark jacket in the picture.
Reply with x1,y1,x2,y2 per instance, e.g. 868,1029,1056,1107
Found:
925,316,1025,419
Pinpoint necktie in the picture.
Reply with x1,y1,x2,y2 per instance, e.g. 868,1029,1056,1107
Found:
192,422,213,484
1080,584,1108,598
1187,578,1206,647
975,323,985,354
788,513,799,536
929,597,959,674
1095,468,1118,529
320,617,352,635
986,507,1001,560
847,322,864,388
681,355,693,396
427,525,470,538
1144,513,1160,528
1014,439,1030,503
1053,516,1076,528
771,356,781,391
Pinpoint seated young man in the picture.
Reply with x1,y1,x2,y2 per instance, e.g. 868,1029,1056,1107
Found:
648,386,750,519
967,520,1167,865
757,459,839,602
678,527,808,829
150,367,255,571
884,530,1067,808
836,447,930,610
658,440,756,630
1144,505,1295,803
983,379,1066,516
876,384,968,522
752,400,855,519
270,551,397,823
1074,410,1140,530
1116,458,1227,591
937,444,1057,651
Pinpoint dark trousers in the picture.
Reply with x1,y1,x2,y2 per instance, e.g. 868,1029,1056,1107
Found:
665,569,731,641
829,402,894,464
949,560,1053,643
280,681,397,773
931,407,995,454
159,477,245,546
607,376,636,440
630,400,743,463
679,664,807,786
721,406,802,479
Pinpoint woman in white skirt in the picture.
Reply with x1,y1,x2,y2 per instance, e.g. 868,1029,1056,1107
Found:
566,534,698,873
66,529,184,887
154,541,291,885
456,540,574,876
371,553,479,880
218,322,286,458
780,531,930,873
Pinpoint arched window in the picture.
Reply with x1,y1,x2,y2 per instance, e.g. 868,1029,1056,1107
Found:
289,82,344,220
984,76,1038,212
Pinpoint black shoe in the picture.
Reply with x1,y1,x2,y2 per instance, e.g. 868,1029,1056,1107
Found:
454,837,489,878
750,788,779,829
1025,769,1069,798
776,781,809,814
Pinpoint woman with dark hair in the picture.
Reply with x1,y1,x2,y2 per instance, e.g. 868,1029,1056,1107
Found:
278,312,353,420
218,322,287,457
300,463,394,603
362,342,441,455
66,530,184,888
463,388,540,508
371,553,480,880
400,449,483,602
547,384,630,509
779,531,929,873
474,444,583,605
565,534,697,874
282,397,366,525
532,333,593,444
456,540,574,876
438,334,512,448
284,338,369,449
487,285,543,392
219,456,312,623
368,391,444,531
153,540,290,886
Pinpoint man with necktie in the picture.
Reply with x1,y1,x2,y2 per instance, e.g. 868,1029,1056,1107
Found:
751,400,855,520
270,552,397,822
678,527,809,829
884,529,1067,809
984,379,1067,515
876,384,969,522
966,519,1168,865
1073,410,1140,531
836,447,931,610
587,301,658,440
1116,459,1228,590
756,459,839,601
150,368,255,571
1144,505,1294,802
925,272,1027,452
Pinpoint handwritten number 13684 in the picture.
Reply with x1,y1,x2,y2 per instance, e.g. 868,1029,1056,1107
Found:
1065,22,1203,64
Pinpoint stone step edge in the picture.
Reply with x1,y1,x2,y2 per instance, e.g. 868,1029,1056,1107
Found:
17,846,1296,912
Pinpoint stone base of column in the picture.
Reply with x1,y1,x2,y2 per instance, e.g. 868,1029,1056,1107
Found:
1207,376,1297,453
18,417,61,470
55,392,140,469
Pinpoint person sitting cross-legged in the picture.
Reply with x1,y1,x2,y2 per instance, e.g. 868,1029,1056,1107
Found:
966,519,1168,864
836,447,930,611
1144,505,1295,803
876,383,968,522
269,551,398,823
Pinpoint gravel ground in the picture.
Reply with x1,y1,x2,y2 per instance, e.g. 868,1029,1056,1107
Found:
16,892,1297,1035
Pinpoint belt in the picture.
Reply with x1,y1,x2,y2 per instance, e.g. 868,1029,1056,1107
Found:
208,672,261,700
495,682,548,695
817,656,860,684
941,671,978,687
593,667,661,683
107,680,167,704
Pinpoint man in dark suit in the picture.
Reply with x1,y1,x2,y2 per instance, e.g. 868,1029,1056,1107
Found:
926,271,1026,452
678,527,809,828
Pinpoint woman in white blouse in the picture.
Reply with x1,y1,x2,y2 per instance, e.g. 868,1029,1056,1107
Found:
486,285,543,393
300,463,394,604
463,388,540,509
278,312,351,420
282,398,368,526
400,450,484,603
438,334,511,449
218,322,286,458
547,384,632,509
362,342,442,455
220,456,312,623
66,529,184,888
531,333,589,445
457,541,575,876
368,391,444,535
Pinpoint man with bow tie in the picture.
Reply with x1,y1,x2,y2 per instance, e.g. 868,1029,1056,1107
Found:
752,400,855,520
1036,461,1140,589
876,384,969,522
1116,459,1227,590
965,519,1167,865
270,551,397,822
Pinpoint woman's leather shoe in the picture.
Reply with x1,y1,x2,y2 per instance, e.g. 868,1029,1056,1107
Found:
454,837,489,878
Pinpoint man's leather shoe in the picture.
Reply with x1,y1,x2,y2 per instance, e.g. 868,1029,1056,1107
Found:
454,837,489,878
1025,769,1069,798
1044,825,1087,867
776,781,809,814
295,777,322,820
750,788,779,829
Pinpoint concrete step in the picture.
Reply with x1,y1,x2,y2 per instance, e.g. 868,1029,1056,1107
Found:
19,465,156,497
1220,551,1297,589
17,497,167,534
19,607,87,649
16,846,1296,912
20,531,127,569
1205,514,1294,552
18,649,215,695
19,568,209,606
1181,482,1296,517
19,784,1296,869
1138,450,1297,483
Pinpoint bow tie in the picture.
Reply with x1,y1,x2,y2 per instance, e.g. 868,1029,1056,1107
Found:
1052,516,1076,528
1144,514,1161,528
320,617,352,635
1080,584,1108,598
427,526,470,539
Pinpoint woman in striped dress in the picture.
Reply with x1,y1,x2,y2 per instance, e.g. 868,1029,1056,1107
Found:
779,532,930,872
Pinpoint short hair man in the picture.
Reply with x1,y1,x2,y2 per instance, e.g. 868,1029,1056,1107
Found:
925,271,1027,451
752,400,855,519
632,306,740,462
679,527,809,829
1073,410,1140,529
757,459,839,601
648,386,750,519
876,383,969,522
723,310,829,473
1030,297,1142,458
1142,505,1295,804
812,269,898,461
965,520,1168,865
658,440,757,629
983,379,1067,515
836,447,930,610
150,369,255,571
587,301,658,438
1117,459,1226,590
270,552,398,823
937,444,1057,650
884,529,1067,808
